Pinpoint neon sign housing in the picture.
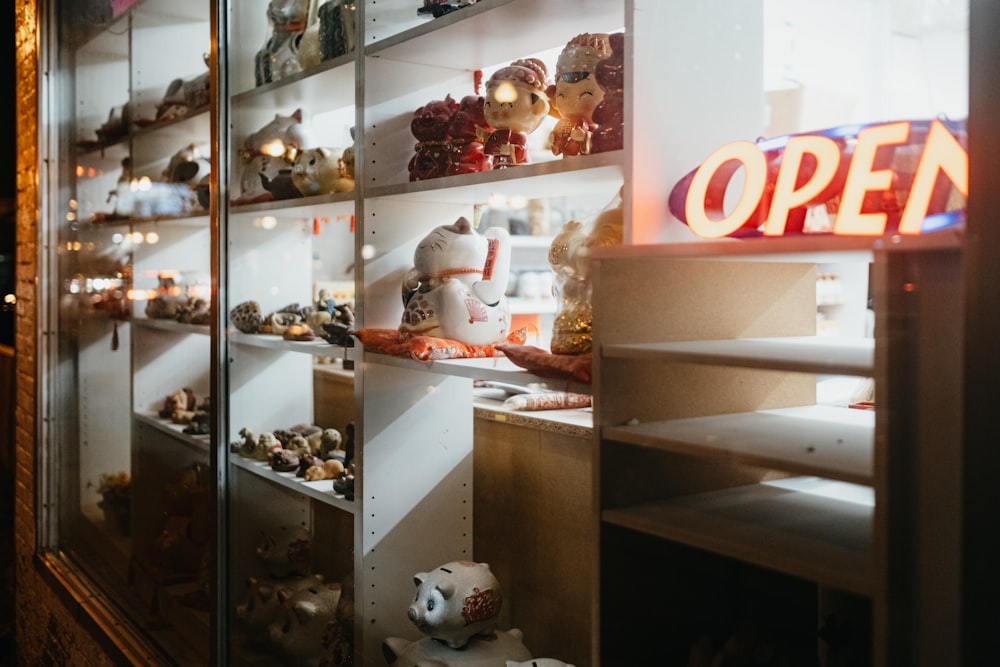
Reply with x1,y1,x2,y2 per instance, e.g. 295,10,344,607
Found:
667,119,968,238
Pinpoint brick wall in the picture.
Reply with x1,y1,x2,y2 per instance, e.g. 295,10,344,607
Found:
14,2,120,664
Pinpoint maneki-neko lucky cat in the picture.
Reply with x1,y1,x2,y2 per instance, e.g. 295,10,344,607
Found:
400,217,512,347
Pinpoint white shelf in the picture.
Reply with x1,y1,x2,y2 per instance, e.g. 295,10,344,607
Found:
229,454,355,513
134,411,210,452
603,405,874,486
230,53,355,111
602,336,875,377
229,329,356,358
133,317,210,335
366,151,624,204
364,349,590,392
603,482,873,597
229,191,355,219
365,0,623,74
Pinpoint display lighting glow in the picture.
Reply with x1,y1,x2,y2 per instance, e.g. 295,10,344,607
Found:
3,294,14,305
145,232,160,244
668,119,968,238
256,216,278,230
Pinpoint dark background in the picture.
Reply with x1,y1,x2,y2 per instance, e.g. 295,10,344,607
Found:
1,2,14,347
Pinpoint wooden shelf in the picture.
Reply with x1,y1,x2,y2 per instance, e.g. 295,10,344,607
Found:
603,482,873,597
602,336,875,377
603,405,874,486
229,454,355,513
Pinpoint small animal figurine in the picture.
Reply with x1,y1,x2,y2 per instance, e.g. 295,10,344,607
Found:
268,581,347,665
446,94,493,176
383,629,532,667
292,147,355,196
483,58,551,168
236,573,326,632
256,525,312,577
237,109,310,204
409,95,461,181
407,560,503,648
254,0,310,86
400,218,512,347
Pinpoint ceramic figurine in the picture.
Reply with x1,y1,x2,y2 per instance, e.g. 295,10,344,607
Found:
292,147,355,196
399,218,512,346
408,560,502,648
163,143,211,185
319,0,356,61
255,0,310,86
237,109,310,204
483,59,551,168
446,94,493,176
590,32,625,154
409,95,461,181
257,525,312,577
268,581,346,665
382,629,532,666
548,188,623,354
230,300,264,333
236,573,326,632
547,34,612,157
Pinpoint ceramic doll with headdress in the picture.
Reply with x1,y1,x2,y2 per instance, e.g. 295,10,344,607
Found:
482,58,551,168
547,33,612,157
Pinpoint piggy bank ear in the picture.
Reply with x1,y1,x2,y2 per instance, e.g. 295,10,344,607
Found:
317,147,332,159
414,572,428,586
436,582,456,600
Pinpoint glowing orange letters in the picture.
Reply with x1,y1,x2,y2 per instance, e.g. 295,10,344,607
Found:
677,119,968,238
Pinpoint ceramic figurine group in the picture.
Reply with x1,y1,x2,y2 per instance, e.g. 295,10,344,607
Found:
157,386,211,435
229,291,356,348
383,559,575,667
235,109,355,205
406,31,625,179
254,0,356,86
230,421,356,499
236,525,354,665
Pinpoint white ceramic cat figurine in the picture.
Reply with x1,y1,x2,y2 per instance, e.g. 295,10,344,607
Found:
399,218,512,347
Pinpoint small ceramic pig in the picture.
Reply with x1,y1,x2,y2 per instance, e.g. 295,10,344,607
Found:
236,573,325,632
383,628,532,667
292,147,355,196
408,560,502,649
256,525,312,577
268,581,345,664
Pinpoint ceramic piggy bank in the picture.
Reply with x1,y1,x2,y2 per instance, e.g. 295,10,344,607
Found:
236,573,325,632
292,147,355,196
400,218,511,347
268,581,345,664
384,629,531,667
407,560,502,649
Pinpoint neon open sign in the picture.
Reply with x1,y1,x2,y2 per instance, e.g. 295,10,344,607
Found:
667,119,968,238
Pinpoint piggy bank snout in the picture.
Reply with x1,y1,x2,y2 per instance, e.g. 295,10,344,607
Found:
407,605,419,622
